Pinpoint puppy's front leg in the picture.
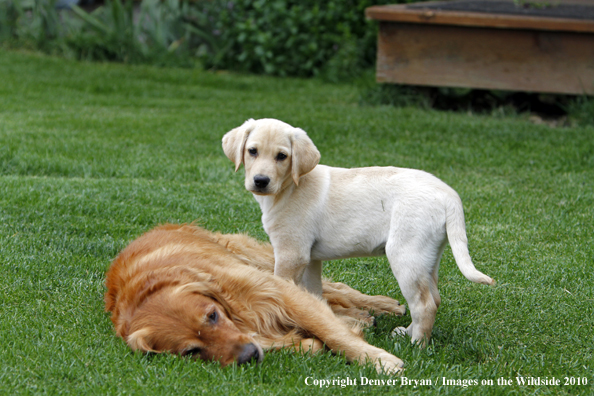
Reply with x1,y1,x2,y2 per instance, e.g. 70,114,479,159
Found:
273,247,320,294
301,260,323,297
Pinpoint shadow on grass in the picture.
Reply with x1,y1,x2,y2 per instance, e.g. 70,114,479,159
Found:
360,83,594,127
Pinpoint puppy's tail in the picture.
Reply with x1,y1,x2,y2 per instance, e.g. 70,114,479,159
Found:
446,193,495,286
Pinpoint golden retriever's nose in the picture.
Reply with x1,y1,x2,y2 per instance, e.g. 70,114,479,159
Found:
253,175,270,189
237,343,261,365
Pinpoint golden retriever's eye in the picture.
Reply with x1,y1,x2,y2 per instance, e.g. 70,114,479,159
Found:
208,310,218,324
248,148,258,157
183,347,202,357
276,152,287,161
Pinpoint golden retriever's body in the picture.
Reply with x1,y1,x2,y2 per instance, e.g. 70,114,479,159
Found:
105,224,405,372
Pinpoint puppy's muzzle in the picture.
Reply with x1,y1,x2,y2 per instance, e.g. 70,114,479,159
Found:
253,175,270,190
237,342,263,365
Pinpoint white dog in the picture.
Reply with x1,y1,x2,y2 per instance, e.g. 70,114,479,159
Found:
222,118,495,345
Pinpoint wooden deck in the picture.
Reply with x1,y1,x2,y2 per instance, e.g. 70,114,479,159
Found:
366,0,594,95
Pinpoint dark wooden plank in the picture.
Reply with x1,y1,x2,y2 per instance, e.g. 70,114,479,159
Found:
375,22,594,94
405,0,594,21
366,2,594,33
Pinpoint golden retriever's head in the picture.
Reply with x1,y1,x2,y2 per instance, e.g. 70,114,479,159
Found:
222,118,320,195
124,282,263,367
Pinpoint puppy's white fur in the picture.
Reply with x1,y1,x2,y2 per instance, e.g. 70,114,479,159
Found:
223,118,494,345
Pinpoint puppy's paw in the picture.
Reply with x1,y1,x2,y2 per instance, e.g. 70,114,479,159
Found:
390,326,409,338
372,352,404,375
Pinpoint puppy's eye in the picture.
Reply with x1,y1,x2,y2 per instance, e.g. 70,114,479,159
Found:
248,148,257,156
208,310,218,324
276,152,287,161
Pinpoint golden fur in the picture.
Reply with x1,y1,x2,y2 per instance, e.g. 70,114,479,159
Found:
105,224,405,372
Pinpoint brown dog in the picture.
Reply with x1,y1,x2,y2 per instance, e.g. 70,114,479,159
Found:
105,224,406,373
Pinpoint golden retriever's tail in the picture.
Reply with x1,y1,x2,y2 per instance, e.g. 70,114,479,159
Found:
446,194,495,286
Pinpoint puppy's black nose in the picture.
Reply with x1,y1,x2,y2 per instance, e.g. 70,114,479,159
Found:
237,343,260,365
253,175,270,189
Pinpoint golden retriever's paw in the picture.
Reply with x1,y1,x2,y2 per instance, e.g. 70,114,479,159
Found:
388,302,406,316
332,306,376,330
390,326,410,338
361,315,376,328
296,338,325,354
372,352,404,375
374,298,406,316
349,310,376,328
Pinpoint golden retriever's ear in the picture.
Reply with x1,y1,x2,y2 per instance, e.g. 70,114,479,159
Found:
291,128,320,185
127,328,157,353
222,119,256,172
173,281,234,318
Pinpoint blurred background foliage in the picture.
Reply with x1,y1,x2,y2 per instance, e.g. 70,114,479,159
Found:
0,0,403,78
1,0,592,124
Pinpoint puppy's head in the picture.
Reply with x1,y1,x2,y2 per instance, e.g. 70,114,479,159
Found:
125,282,263,367
222,118,320,195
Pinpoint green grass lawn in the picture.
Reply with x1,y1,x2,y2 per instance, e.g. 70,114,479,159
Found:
0,50,592,395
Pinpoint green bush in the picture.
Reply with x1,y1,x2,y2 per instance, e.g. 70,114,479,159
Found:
67,0,143,63
197,0,397,79
1,0,404,79
67,0,214,66
0,0,65,53
0,0,207,65
566,95,594,127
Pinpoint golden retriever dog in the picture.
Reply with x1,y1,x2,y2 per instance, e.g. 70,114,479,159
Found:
105,224,406,373
222,118,495,346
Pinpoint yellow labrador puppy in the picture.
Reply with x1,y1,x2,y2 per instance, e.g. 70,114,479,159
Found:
222,118,495,345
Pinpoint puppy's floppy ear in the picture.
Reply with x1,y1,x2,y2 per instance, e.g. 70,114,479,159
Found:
290,127,320,186
222,119,256,172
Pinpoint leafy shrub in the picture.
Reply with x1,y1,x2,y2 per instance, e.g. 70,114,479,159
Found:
1,0,211,66
1,0,405,78
566,96,594,127
67,0,142,62
67,0,214,66
196,0,397,79
0,0,65,53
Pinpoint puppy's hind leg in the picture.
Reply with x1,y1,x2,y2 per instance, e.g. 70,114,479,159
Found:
386,228,444,346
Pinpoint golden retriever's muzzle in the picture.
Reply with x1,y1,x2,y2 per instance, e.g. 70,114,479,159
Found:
237,342,262,365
